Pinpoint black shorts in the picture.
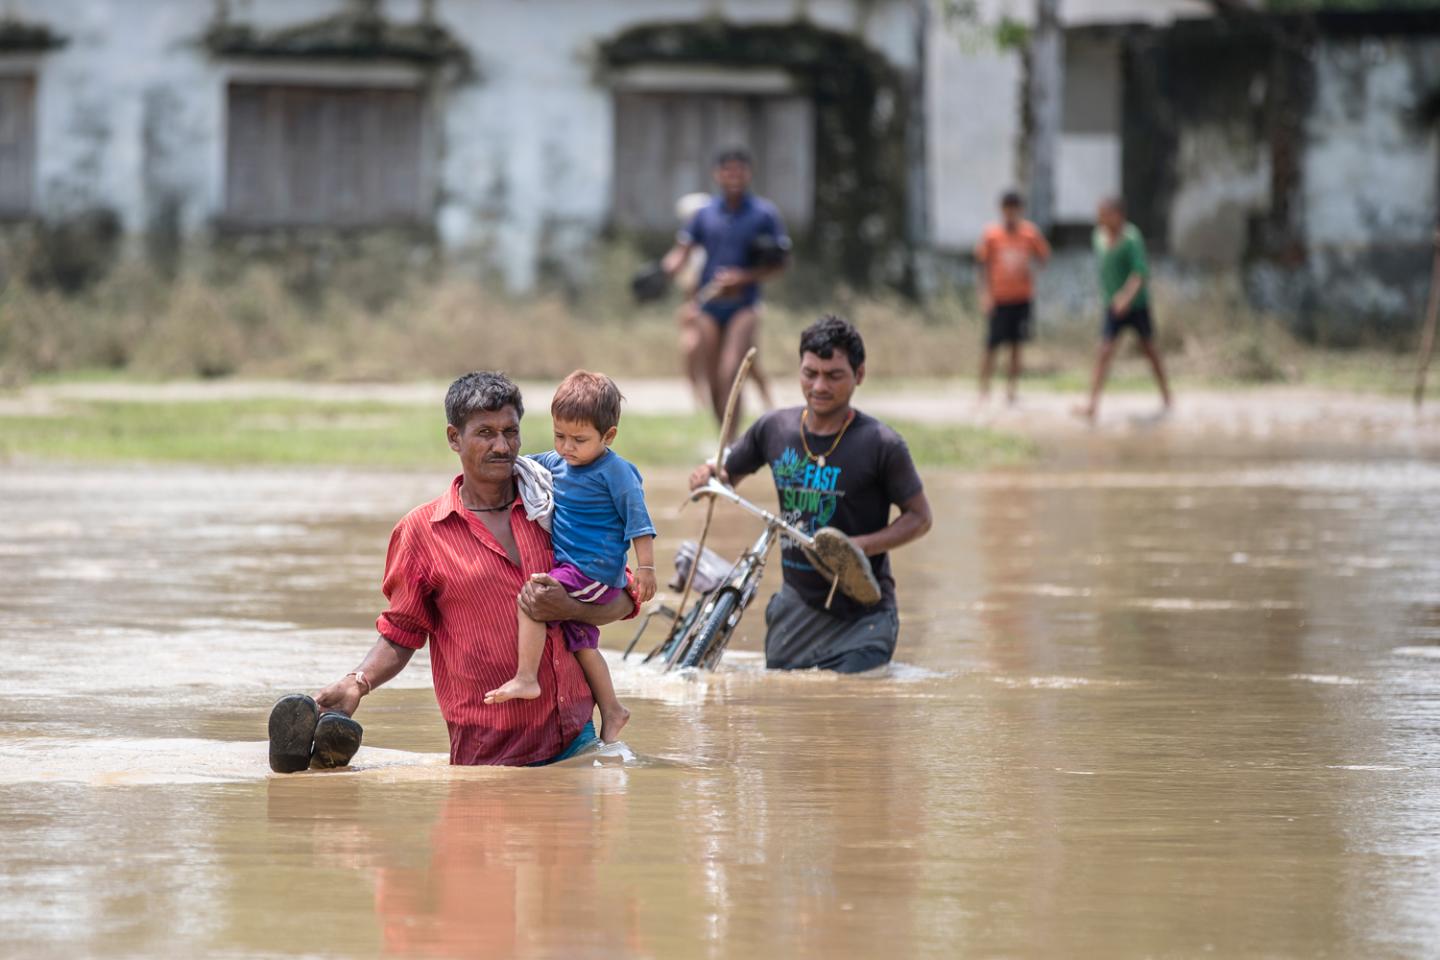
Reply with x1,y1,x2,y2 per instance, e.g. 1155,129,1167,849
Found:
986,301,1032,349
1103,305,1154,342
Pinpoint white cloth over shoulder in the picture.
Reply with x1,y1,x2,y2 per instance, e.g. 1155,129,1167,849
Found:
512,456,554,532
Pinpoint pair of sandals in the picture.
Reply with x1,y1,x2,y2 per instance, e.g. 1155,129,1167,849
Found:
267,694,364,773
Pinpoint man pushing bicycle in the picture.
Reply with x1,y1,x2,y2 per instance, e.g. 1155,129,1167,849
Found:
688,316,933,673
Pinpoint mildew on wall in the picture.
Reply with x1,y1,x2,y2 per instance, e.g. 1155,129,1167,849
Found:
1,0,918,293
1296,32,1440,340
1122,14,1439,342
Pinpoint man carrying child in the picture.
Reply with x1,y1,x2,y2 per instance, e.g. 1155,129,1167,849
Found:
268,371,645,770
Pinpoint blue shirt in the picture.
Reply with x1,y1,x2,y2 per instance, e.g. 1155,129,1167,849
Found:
531,450,655,588
679,192,790,308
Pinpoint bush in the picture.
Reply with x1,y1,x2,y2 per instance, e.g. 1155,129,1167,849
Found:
0,241,1405,391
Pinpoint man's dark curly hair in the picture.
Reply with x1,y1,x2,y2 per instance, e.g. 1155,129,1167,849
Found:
713,145,753,168
445,371,524,429
798,315,865,372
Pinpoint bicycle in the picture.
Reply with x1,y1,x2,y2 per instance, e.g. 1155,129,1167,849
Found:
622,477,881,672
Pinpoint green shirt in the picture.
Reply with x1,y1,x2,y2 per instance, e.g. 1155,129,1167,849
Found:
1094,222,1149,310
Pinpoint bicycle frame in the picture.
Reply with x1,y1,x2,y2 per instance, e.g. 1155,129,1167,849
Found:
665,521,777,670
625,479,807,672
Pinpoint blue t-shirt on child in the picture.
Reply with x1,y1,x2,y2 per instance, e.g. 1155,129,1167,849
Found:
531,449,655,588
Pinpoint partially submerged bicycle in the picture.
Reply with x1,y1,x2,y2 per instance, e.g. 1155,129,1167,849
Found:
623,477,881,672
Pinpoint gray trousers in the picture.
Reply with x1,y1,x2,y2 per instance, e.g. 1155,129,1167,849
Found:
763,584,900,673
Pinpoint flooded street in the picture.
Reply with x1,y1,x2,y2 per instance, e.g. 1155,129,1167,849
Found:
4,438,1440,958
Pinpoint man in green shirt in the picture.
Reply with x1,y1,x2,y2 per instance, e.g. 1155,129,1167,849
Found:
1076,196,1173,421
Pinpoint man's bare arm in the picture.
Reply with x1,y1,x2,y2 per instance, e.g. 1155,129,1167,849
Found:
975,244,993,313
314,636,416,717
710,262,784,296
519,575,635,626
1111,273,1145,314
661,240,694,276
850,491,933,558
689,461,755,490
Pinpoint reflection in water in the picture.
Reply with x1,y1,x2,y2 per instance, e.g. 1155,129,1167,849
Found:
3,456,1440,957
264,772,644,958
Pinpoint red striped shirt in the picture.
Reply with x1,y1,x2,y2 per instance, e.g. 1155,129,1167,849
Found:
376,475,621,766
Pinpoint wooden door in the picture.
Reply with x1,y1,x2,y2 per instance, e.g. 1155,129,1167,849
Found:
612,90,814,232
225,82,425,227
0,76,35,216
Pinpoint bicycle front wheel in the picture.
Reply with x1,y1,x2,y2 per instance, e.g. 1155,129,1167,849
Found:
678,590,740,670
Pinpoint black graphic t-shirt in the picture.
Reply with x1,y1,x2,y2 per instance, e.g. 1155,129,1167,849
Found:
724,407,924,620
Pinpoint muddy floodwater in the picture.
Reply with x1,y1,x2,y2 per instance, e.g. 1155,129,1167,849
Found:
4,435,1440,958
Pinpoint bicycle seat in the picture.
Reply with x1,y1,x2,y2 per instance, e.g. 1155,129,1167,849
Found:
670,539,733,594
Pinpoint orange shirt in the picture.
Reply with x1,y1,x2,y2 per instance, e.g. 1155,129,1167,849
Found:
976,221,1051,305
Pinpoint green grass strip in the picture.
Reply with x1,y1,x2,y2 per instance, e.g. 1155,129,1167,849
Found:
0,399,1032,470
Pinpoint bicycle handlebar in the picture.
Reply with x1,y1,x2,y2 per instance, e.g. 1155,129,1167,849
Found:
688,478,817,548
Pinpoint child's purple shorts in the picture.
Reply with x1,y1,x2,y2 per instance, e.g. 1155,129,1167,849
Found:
549,562,623,652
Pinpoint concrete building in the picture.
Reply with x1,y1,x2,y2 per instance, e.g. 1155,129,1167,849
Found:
929,1,1440,338
926,0,1211,248
1,0,1436,336
0,0,923,293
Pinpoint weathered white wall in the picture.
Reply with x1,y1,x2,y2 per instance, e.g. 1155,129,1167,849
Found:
1049,0,1211,26
25,1,218,236
1056,32,1120,224
955,0,1210,28
1300,34,1440,322
5,0,920,290
1168,124,1270,266
423,0,919,288
1304,37,1440,253
924,0,1209,251
925,27,1020,251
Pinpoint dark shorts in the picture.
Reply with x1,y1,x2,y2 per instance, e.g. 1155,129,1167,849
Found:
700,299,753,328
549,562,623,652
1103,305,1154,342
763,584,900,673
987,301,1033,349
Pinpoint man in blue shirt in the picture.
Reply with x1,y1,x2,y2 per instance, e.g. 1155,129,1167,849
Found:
663,147,791,435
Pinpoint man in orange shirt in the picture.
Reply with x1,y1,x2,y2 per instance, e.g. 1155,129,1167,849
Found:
975,190,1051,404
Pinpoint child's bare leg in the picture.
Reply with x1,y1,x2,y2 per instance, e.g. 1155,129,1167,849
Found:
677,301,708,411
1075,339,1118,421
1007,342,1022,404
575,647,629,742
750,355,776,411
485,610,545,703
1139,338,1173,409
978,347,996,400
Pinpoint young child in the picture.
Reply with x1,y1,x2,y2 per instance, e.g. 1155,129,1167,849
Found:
975,189,1051,405
1075,195,1173,422
484,370,657,743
